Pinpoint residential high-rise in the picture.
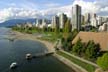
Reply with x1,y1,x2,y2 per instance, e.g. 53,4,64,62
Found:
102,17,108,23
97,16,102,26
91,13,98,27
41,18,47,28
84,13,91,25
71,4,81,31
51,15,59,29
81,15,85,25
36,19,42,27
59,13,67,29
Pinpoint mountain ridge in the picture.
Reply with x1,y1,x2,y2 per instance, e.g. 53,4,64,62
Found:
0,18,36,27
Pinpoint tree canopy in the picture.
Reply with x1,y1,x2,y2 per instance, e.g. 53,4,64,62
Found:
97,53,108,71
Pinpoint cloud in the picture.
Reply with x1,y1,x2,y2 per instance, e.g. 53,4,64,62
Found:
41,0,108,17
0,0,108,23
44,3,61,8
101,7,108,12
40,5,72,17
72,0,100,14
0,7,41,23
0,9,11,23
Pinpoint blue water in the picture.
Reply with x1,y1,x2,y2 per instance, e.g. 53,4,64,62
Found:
0,27,74,72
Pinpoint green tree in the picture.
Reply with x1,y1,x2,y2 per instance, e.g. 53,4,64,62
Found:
85,41,94,58
97,53,108,70
72,29,79,39
85,40,100,59
63,19,71,33
72,38,83,55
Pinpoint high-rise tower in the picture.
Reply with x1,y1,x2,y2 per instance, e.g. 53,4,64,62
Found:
71,4,81,31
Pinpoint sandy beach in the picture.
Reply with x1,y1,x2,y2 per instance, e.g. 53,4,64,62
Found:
11,31,55,53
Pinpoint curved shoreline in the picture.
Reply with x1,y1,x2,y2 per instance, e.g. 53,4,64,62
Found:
11,31,88,72
11,31,55,53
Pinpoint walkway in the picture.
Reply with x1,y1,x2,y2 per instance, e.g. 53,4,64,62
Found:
54,53,88,72
60,50,99,68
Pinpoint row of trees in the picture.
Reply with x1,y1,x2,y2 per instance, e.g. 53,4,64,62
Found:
61,29,79,51
61,36,108,71
71,38,100,60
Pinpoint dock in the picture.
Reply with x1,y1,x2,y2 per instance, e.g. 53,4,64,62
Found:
33,52,54,58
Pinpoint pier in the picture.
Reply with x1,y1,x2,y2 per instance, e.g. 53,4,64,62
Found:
32,52,54,58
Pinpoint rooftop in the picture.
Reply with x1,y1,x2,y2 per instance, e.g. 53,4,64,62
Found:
72,32,108,51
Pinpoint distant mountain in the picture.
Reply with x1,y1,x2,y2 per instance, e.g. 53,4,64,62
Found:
0,18,36,27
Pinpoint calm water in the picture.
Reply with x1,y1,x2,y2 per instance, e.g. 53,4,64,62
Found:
0,27,74,72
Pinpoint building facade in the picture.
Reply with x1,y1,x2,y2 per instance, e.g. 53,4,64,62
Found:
90,13,98,27
51,15,59,29
36,19,42,27
59,13,67,29
71,4,81,31
84,13,91,25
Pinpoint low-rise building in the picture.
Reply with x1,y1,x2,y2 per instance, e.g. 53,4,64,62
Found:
99,23,108,32
24,22,33,28
72,32,108,51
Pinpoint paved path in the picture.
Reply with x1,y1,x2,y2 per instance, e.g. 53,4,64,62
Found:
61,50,99,68
54,53,88,72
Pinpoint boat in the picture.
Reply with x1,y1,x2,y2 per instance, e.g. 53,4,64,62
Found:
10,62,18,69
26,53,32,60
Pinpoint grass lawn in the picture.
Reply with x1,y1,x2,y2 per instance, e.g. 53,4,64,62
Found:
38,32,62,43
57,51,96,72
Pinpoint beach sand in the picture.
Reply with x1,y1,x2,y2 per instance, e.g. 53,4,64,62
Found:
11,31,55,53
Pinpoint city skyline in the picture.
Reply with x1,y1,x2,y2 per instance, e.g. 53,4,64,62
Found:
0,0,108,23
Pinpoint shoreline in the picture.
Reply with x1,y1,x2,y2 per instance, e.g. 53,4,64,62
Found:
53,53,87,72
11,31,55,53
11,31,87,72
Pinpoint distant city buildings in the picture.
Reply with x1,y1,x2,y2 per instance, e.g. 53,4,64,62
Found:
81,15,85,25
25,22,33,28
59,13,67,29
71,4,81,31
41,18,47,28
18,4,108,32
36,19,42,27
84,13,91,25
90,13,98,27
51,15,59,29
99,22,108,32
35,18,52,28
97,16,102,26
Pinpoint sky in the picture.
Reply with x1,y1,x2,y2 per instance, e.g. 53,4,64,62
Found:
0,0,108,23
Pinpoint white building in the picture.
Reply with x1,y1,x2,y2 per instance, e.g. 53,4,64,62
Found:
36,19,42,27
84,13,91,25
99,23,108,32
97,16,102,26
25,22,33,28
51,15,59,29
90,13,98,27
39,19,47,28
71,4,81,31
59,13,67,29
48,24,52,28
